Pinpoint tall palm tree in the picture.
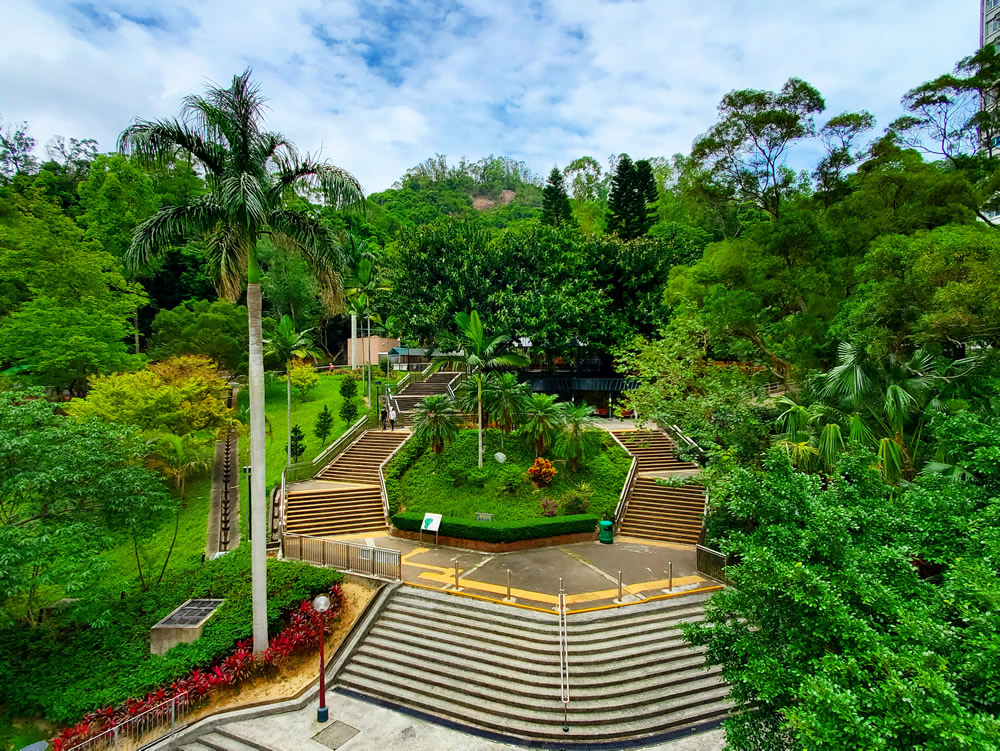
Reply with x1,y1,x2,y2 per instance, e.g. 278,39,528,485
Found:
345,253,390,401
482,371,530,449
555,403,603,472
264,315,322,465
431,311,530,468
119,70,364,653
411,394,461,454
521,393,565,456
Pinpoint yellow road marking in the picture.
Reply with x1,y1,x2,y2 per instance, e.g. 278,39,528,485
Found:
400,548,455,575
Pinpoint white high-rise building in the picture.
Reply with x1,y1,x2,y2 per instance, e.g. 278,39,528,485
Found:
983,0,1000,48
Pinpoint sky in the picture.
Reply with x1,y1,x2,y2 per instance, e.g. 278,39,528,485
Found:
0,0,981,193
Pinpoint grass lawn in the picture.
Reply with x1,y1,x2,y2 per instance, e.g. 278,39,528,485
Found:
393,428,631,522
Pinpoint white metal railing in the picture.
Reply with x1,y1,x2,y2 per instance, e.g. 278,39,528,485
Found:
663,423,707,465
379,432,415,527
278,469,287,538
284,414,370,482
64,691,193,751
283,534,402,580
558,579,570,732
607,430,640,532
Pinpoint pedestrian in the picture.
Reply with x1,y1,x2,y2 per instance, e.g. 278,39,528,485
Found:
389,405,397,431
380,406,388,431
328,362,334,375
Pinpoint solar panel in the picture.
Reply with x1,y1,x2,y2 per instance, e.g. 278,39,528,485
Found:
156,599,223,628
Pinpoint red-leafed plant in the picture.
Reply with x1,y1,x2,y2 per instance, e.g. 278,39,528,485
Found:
51,584,342,751
528,457,556,486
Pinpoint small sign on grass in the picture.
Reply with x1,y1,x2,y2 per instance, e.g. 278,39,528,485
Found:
474,512,494,522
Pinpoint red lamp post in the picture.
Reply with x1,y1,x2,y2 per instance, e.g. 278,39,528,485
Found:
313,593,332,722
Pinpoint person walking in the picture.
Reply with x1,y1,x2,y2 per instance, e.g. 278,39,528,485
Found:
388,405,397,432
380,406,388,431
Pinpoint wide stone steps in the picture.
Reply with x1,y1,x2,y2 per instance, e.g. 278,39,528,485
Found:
620,472,705,543
180,726,274,751
611,430,700,473
334,586,731,744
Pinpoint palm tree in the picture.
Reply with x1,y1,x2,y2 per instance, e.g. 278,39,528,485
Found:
555,403,603,472
482,372,530,449
119,70,364,653
431,311,530,468
264,315,322,465
521,393,565,456
345,252,390,401
411,394,461,454
149,433,213,586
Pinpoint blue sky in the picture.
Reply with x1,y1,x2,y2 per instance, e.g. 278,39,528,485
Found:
0,0,981,192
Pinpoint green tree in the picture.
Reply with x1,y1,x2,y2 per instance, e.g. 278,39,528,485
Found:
554,403,603,472
607,155,658,240
314,404,334,445
149,299,249,374
289,424,306,462
264,315,322,464
339,376,360,425
287,359,319,402
482,371,530,448
345,251,391,399
0,390,174,624
411,394,461,454
692,78,825,219
541,166,574,228
432,310,530,468
520,392,565,456
118,69,365,653
0,115,38,182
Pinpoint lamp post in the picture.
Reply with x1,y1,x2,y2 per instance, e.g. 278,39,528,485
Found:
313,593,332,722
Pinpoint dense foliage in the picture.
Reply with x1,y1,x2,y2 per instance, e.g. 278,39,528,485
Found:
391,511,598,543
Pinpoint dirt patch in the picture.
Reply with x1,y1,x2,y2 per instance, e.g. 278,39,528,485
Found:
472,196,496,210
185,580,377,719
499,189,516,205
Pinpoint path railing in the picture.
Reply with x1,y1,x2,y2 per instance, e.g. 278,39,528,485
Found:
65,691,193,751
696,544,728,584
283,534,402,580
607,431,639,533
661,423,707,466
284,414,372,483
379,432,414,528
557,579,570,733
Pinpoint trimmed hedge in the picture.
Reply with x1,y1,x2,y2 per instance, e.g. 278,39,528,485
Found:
391,511,598,543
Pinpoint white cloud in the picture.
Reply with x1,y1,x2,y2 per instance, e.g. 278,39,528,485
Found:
0,0,980,192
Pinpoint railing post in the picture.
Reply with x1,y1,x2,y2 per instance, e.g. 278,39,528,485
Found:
506,569,511,600
113,725,119,751
617,570,622,602
171,695,176,733
322,540,327,566
454,561,460,589
668,561,673,591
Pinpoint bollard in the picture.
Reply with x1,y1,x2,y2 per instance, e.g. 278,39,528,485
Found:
617,570,623,601
668,561,673,591
506,569,511,600
454,561,460,589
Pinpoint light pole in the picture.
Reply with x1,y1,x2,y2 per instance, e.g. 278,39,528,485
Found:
313,593,332,722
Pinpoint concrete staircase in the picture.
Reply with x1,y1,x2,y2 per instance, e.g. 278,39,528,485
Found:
612,429,706,544
335,587,730,745
619,477,705,544
611,430,699,473
284,431,409,537
179,726,276,751
391,371,461,415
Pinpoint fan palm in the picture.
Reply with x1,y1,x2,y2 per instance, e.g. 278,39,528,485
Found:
411,394,461,454
431,310,530,467
482,372,531,448
554,403,603,472
264,315,322,465
118,70,364,652
520,393,565,456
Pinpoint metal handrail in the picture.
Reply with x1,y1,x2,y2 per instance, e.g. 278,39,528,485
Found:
278,469,287,539
662,423,707,466
378,431,415,527
558,579,570,733
283,533,402,580
65,691,192,751
284,414,370,482
607,430,640,533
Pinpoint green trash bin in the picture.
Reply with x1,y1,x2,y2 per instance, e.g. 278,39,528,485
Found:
599,520,614,544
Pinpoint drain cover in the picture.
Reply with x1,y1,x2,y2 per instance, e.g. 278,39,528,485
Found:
313,720,360,749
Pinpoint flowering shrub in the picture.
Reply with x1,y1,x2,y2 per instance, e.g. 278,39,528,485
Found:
51,583,342,751
540,497,558,517
528,457,557,486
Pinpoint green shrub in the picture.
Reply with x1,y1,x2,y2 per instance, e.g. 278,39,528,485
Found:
0,546,341,725
561,482,593,515
498,464,525,493
468,468,490,487
391,511,598,543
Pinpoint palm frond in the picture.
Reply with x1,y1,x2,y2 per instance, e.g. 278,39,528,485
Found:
267,209,347,313
118,119,226,174
203,222,249,301
847,413,876,447
876,437,904,484
270,156,366,210
817,422,845,472
126,199,226,273
821,341,870,402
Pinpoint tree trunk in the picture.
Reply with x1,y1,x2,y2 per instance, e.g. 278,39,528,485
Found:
156,505,182,585
477,373,483,468
286,359,292,466
134,310,140,355
134,540,148,591
246,277,269,655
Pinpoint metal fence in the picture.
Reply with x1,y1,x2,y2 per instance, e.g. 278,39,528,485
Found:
696,545,728,584
65,691,193,751
283,534,402,581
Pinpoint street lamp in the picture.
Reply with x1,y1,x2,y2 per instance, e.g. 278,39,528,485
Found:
313,593,332,722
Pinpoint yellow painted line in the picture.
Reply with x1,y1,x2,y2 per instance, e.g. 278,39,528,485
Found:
400,548,454,575
415,571,559,604
625,575,704,594
615,536,696,551
567,585,723,614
